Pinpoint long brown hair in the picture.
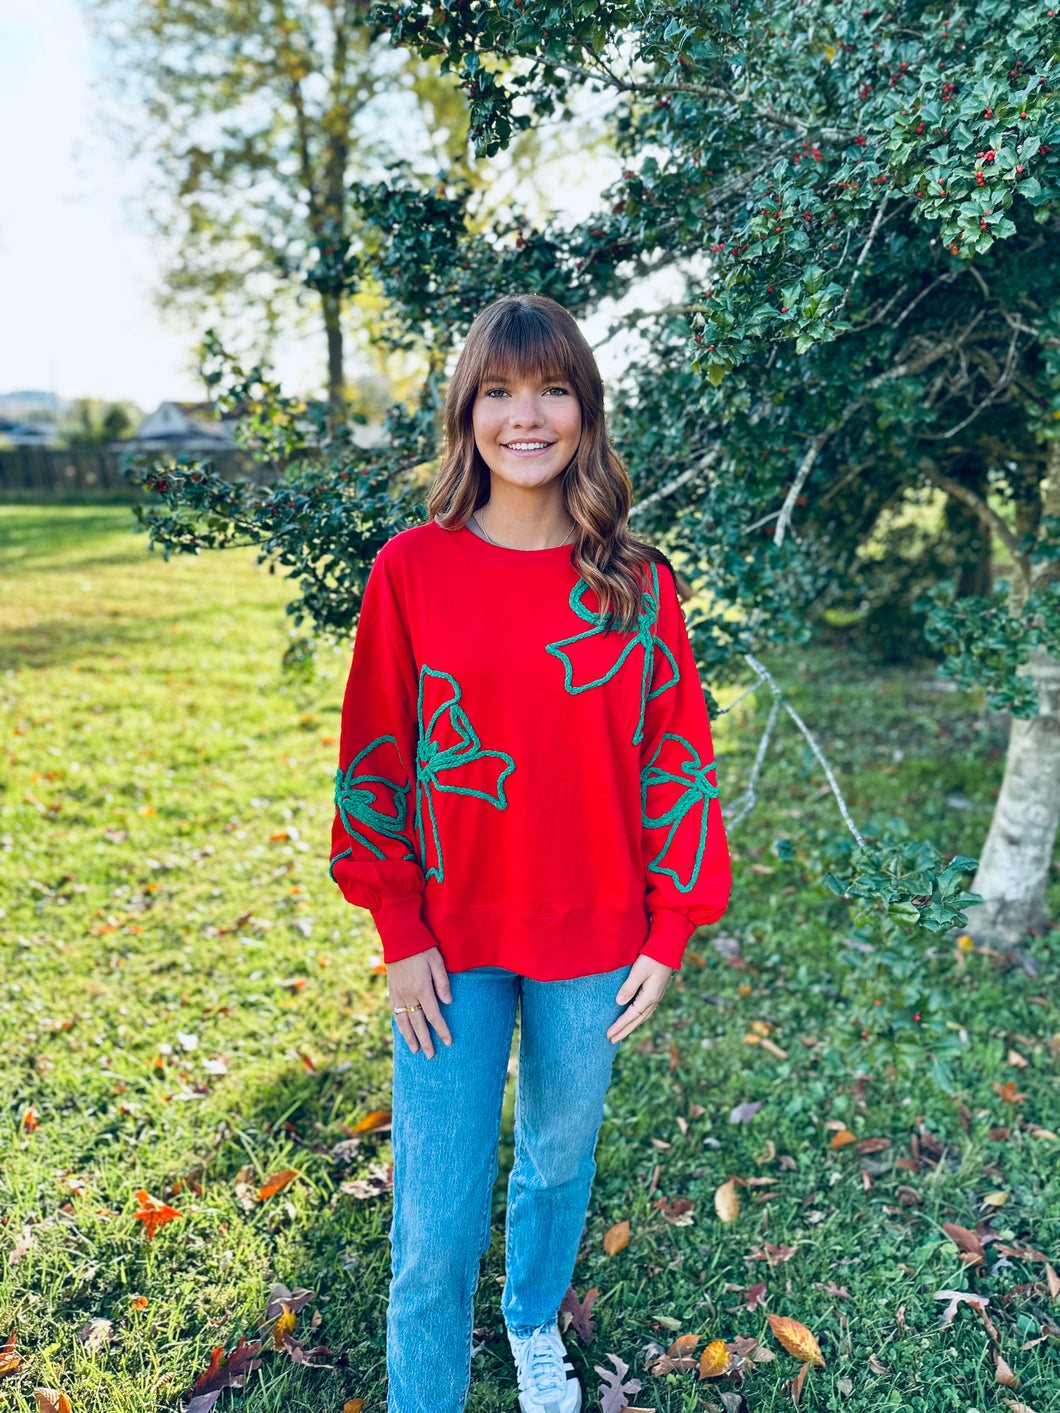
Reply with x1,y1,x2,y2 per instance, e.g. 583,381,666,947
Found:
425,293,677,633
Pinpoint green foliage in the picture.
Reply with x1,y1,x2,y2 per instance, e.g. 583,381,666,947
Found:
919,578,1060,716
3,509,1059,1410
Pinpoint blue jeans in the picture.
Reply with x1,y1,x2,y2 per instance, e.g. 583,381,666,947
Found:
386,962,634,1413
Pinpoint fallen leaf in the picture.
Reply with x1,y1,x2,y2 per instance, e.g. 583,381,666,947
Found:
595,1351,642,1413
260,1284,316,1324
1002,1402,1039,1413
760,1039,789,1060
603,1220,630,1256
699,1339,732,1378
666,1334,700,1357
133,1190,181,1240
754,1140,777,1165
743,1282,769,1311
130,1296,149,1311
942,1223,986,1264
765,1314,825,1367
351,1109,391,1133
280,1332,332,1367
77,1317,113,1353
343,1401,365,1413
741,1033,761,1046
867,1352,891,1374
258,1169,299,1202
791,1362,814,1407
729,1101,762,1124
233,1165,258,1211
895,1185,923,1206
748,1241,798,1266
714,1179,739,1224
559,1284,598,1345
856,1137,891,1154
0,1329,20,1377
8,1225,35,1266
1007,1049,1029,1068
749,1020,773,1037
271,1305,296,1349
33,1391,72,1413
995,1353,1020,1388
655,1196,695,1226
1046,1263,1060,1300
185,1337,263,1413
935,1289,990,1327
22,1105,39,1133
339,1163,393,1200
828,1129,857,1149
982,1190,1008,1207
994,1080,1027,1105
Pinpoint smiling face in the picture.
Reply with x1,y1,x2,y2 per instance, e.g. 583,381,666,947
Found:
471,370,583,491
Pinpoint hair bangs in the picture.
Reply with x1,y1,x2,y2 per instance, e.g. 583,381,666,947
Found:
476,306,578,391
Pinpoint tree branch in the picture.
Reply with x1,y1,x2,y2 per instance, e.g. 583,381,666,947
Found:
918,460,1029,583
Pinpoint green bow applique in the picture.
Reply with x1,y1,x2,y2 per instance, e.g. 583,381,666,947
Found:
415,665,515,883
544,560,679,745
641,732,720,893
332,734,416,863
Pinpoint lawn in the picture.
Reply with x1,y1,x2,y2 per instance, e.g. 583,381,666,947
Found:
1,505,1057,1413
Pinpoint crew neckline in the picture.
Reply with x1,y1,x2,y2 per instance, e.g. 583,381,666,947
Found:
442,520,577,572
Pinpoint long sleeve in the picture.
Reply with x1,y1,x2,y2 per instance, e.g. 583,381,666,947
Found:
636,561,732,970
327,545,437,964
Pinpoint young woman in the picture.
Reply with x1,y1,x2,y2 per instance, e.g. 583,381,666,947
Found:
328,293,731,1413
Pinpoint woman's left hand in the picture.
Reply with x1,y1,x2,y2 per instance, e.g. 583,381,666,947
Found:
607,954,674,1044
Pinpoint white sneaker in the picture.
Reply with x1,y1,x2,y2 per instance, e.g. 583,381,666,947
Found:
506,1320,582,1413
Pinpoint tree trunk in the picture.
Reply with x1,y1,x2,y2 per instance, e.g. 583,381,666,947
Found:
324,291,345,408
971,645,1060,944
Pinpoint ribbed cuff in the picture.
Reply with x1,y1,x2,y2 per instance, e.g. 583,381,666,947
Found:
370,893,438,964
639,909,696,970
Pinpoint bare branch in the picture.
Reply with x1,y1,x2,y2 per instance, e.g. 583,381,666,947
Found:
744,654,867,848
918,460,1029,582
726,696,781,830
774,433,830,548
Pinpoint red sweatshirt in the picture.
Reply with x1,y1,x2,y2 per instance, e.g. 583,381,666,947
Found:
327,520,731,980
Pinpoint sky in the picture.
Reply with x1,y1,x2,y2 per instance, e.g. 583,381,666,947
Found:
0,0,212,408
0,2,650,413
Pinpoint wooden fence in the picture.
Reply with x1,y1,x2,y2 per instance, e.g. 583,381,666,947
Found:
0,447,265,498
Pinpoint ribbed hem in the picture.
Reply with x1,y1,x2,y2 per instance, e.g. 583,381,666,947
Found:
638,909,696,970
370,893,438,964
422,900,651,981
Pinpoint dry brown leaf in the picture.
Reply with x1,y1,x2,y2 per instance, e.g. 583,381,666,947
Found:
666,1333,700,1357
754,1140,777,1165
741,1033,762,1046
828,1129,857,1149
698,1340,731,1378
760,1039,789,1060
1007,1049,1029,1068
765,1314,825,1367
788,1360,810,1405
343,1401,365,1413
0,1329,20,1378
603,1220,630,1256
714,1178,739,1224
942,1223,985,1263
749,1020,773,1036
867,1352,890,1375
995,1354,1020,1388
258,1169,299,1202
1045,1263,1060,1300
855,1137,891,1154
1002,1401,1039,1413
33,1393,72,1413
982,1190,1008,1207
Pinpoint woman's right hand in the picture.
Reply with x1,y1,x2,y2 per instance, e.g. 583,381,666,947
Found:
387,947,453,1058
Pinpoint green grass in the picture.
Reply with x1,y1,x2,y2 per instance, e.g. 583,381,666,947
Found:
1,505,1057,1412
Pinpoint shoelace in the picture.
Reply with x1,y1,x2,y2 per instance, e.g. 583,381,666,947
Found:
517,1325,565,1395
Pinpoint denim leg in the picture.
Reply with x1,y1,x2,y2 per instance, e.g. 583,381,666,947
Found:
386,967,519,1413
501,962,633,1335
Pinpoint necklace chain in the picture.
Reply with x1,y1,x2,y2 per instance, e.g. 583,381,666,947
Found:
472,508,575,550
